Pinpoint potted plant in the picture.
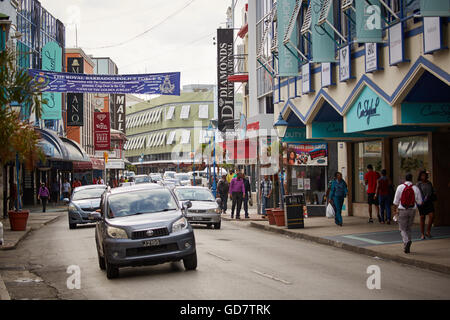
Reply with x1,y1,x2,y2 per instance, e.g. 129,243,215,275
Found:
0,48,45,230
272,208,286,227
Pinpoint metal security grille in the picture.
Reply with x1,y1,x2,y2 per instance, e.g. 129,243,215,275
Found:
131,227,169,240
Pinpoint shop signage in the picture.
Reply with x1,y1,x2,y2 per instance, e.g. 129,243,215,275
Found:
67,57,84,74
29,69,181,95
388,22,405,66
94,112,110,150
423,17,443,54
302,63,311,94
311,0,336,63
282,127,307,142
321,62,332,88
112,94,126,133
365,43,379,73
67,93,84,126
401,102,450,124
339,45,351,82
420,0,450,17
355,0,383,43
217,28,234,132
41,41,62,120
345,86,393,133
310,121,374,139
284,143,328,166
105,160,125,169
277,0,299,76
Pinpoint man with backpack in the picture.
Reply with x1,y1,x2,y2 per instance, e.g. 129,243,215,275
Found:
393,173,423,254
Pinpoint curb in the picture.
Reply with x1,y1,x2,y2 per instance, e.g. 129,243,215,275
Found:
222,216,266,222
0,274,11,300
0,214,61,251
249,222,450,276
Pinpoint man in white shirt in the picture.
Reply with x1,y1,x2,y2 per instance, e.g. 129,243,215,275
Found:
62,179,71,199
393,173,423,253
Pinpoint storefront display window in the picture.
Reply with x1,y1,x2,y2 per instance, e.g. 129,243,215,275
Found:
353,141,382,203
393,135,429,185
289,166,327,205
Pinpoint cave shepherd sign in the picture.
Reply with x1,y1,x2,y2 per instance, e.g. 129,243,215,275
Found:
217,28,234,132
94,112,111,150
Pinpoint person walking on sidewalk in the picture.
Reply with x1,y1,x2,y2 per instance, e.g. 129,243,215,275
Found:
62,179,71,199
376,169,392,224
217,175,229,214
226,170,235,184
243,174,251,219
51,179,59,206
393,173,423,254
38,183,50,213
364,164,380,223
229,173,245,219
329,172,348,227
417,170,436,240
260,175,272,217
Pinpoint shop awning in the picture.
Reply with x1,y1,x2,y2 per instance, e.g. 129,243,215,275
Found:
91,157,105,170
227,74,249,82
73,161,92,171
37,128,69,161
60,137,90,162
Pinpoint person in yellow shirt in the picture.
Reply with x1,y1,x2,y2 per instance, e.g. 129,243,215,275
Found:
226,169,235,184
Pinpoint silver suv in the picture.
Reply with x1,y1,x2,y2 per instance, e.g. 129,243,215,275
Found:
90,183,196,279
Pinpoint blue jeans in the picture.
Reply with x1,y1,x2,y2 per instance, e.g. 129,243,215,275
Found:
379,195,391,222
333,196,344,225
262,196,270,215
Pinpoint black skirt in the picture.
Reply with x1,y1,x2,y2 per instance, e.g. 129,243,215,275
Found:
418,200,434,216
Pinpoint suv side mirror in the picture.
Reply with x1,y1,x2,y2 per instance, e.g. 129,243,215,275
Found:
182,200,192,210
88,212,102,221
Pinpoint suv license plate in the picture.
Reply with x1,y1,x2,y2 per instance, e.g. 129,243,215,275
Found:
142,239,160,247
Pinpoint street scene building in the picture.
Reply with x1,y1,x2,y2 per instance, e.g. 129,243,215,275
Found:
1,0,450,304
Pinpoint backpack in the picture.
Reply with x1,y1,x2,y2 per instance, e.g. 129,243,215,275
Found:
400,183,415,209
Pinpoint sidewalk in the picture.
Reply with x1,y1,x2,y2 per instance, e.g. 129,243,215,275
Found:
0,205,66,251
245,215,450,275
221,208,267,221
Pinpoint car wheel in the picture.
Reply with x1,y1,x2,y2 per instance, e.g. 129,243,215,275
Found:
183,252,197,271
105,259,119,279
69,223,76,229
98,251,106,270
214,222,221,229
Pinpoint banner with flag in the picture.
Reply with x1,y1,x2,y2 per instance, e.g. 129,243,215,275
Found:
311,0,336,63
94,112,111,151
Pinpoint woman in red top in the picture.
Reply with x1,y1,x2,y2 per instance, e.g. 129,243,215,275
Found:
364,164,380,223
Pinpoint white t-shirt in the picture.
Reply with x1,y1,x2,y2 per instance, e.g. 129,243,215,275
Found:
393,181,423,210
62,182,70,193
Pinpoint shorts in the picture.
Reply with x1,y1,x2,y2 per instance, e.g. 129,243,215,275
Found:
418,201,434,216
367,193,379,205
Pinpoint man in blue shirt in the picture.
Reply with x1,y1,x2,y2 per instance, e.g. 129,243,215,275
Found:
329,172,348,226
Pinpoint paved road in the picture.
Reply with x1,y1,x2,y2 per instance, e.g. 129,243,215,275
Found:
1,213,450,300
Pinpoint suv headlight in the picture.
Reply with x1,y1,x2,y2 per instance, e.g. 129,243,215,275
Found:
107,226,128,239
68,204,77,212
207,208,221,214
172,217,188,233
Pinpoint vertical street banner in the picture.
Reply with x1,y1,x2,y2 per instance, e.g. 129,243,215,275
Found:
67,56,84,126
355,0,383,43
277,0,299,76
217,28,234,132
311,0,336,63
112,94,126,134
41,41,62,120
67,93,84,126
94,112,111,150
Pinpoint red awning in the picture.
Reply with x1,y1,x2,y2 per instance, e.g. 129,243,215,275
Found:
227,74,249,83
90,157,105,170
238,23,248,38
73,161,92,172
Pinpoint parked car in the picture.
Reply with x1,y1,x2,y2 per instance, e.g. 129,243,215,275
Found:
173,186,221,229
160,178,180,189
119,182,135,187
163,171,176,180
175,173,192,186
90,183,197,279
64,185,107,229
134,174,151,184
150,173,162,183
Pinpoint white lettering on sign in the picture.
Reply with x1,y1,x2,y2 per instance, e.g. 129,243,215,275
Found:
365,5,381,30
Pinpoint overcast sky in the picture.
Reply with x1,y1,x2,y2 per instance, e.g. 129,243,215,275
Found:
40,0,243,87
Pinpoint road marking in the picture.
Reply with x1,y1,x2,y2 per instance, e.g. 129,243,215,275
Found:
251,270,292,285
207,252,231,261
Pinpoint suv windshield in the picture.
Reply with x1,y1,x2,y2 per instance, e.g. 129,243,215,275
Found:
135,176,150,184
107,189,178,218
175,188,215,202
175,174,190,181
72,188,106,201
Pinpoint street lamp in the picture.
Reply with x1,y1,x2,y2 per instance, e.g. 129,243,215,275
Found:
273,113,288,209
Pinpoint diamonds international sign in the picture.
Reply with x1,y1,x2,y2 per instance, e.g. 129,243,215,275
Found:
28,70,181,95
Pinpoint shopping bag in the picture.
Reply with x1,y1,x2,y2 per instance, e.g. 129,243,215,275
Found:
326,203,335,219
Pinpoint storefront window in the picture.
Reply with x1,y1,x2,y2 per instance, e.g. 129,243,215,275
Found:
393,135,429,186
353,141,382,203
289,166,327,205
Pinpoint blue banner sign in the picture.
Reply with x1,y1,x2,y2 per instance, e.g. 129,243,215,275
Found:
41,41,62,120
29,70,181,95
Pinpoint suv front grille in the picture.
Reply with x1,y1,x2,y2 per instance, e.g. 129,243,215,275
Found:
131,227,169,240
126,243,179,257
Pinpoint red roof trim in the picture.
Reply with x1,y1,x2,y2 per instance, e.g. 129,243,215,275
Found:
227,74,249,82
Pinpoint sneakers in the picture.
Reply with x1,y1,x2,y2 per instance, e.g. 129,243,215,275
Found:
368,218,374,223
404,241,412,253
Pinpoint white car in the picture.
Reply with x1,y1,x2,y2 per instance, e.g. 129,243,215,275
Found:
175,173,192,186
163,171,176,180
